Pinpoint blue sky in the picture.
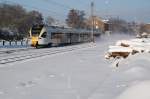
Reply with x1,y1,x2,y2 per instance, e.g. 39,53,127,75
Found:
1,0,150,23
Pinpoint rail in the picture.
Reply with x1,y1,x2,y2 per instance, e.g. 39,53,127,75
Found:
0,43,94,65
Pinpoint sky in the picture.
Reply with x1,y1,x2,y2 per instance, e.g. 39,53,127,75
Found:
1,0,150,23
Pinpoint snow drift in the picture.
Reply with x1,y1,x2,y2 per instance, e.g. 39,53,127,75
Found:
117,81,150,99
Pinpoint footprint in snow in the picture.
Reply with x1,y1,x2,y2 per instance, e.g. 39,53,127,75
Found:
116,84,127,88
48,74,56,78
0,91,5,95
17,81,36,88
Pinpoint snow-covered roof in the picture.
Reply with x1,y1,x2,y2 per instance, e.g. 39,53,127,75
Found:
102,19,109,23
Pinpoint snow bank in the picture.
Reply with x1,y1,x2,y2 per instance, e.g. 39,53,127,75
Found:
123,66,150,79
108,46,133,53
111,53,150,99
117,81,150,99
106,37,150,59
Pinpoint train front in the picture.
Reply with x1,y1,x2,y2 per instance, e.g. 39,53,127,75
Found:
29,25,48,47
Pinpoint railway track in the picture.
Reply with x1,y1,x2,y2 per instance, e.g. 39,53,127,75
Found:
0,48,34,56
0,43,94,65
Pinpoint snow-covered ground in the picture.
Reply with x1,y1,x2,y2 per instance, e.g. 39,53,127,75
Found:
0,34,150,99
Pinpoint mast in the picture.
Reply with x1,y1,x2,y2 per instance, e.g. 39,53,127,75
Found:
91,1,94,42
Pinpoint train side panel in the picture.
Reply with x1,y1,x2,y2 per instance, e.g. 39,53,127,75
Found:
29,25,101,47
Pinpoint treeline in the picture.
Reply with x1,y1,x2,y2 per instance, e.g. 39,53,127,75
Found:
0,3,142,41
108,18,137,34
0,3,43,40
66,9,137,34
66,9,87,29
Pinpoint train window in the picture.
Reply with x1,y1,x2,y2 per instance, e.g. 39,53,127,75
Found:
41,32,47,38
31,25,44,36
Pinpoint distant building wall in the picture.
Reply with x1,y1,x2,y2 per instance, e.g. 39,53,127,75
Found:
143,24,150,33
86,16,109,33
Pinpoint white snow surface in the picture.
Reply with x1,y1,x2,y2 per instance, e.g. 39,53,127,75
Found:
117,81,150,99
0,34,150,99
108,46,133,53
107,37,150,56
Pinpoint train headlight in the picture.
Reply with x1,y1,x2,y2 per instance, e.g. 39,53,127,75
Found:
31,37,38,47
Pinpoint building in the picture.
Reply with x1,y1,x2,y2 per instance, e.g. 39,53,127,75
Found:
143,23,150,33
85,16,109,33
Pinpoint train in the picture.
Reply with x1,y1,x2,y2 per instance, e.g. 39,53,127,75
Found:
28,24,101,48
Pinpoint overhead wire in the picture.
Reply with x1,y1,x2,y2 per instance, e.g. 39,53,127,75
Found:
3,0,65,17
42,0,72,9
41,0,91,17
1,0,97,24
2,0,69,24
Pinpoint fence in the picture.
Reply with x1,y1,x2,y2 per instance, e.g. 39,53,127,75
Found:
0,40,29,47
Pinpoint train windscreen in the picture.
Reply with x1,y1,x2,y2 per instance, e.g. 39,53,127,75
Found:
31,25,44,36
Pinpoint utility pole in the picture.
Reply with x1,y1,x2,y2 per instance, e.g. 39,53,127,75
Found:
91,1,94,42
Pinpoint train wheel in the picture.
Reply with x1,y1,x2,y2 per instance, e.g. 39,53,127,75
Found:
35,42,40,49
48,43,52,47
35,45,39,49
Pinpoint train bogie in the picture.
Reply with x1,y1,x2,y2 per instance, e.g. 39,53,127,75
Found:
38,38,49,45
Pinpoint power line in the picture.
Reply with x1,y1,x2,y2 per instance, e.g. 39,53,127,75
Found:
1,0,97,25
4,0,65,17
41,0,92,17
42,0,90,10
43,0,72,9
1,0,96,18
2,0,68,24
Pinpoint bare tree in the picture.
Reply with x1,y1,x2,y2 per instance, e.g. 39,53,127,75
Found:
66,9,86,29
45,16,55,26
108,17,135,33
0,3,43,40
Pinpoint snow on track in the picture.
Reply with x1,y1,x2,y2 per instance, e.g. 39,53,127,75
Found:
0,48,34,56
0,43,95,65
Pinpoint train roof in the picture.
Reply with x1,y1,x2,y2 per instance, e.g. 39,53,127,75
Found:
31,24,101,34
45,25,101,34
